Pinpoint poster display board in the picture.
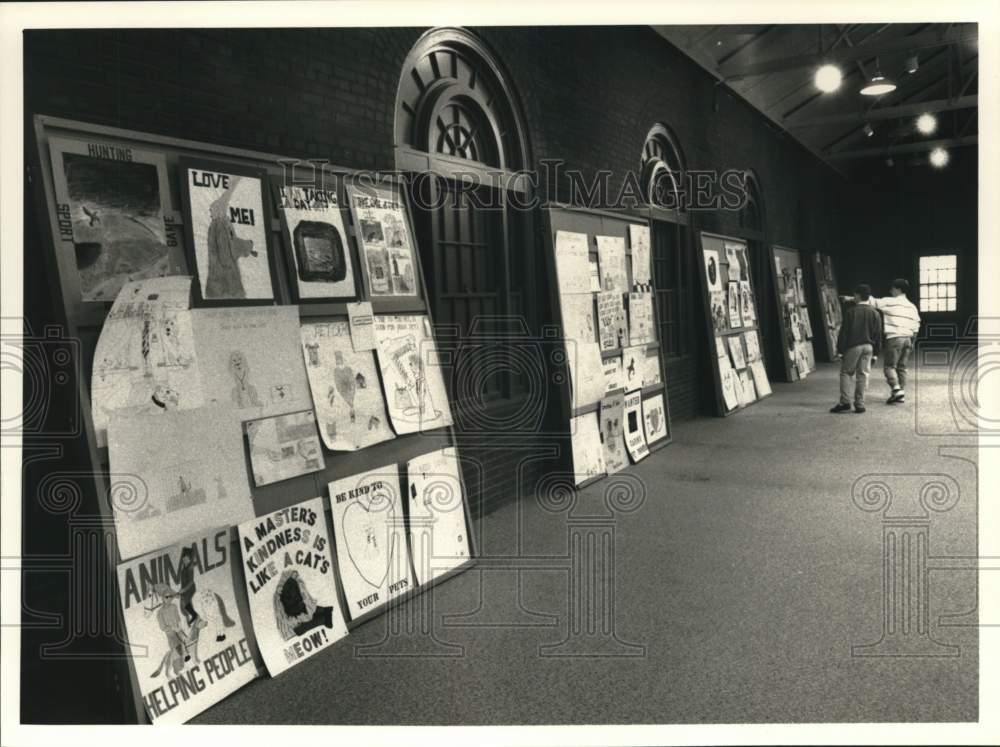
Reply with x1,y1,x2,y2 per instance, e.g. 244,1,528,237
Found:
697,232,772,416
770,245,817,381
32,116,476,724
543,206,672,487
811,251,843,362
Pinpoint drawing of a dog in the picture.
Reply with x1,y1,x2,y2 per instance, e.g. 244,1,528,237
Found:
204,178,257,299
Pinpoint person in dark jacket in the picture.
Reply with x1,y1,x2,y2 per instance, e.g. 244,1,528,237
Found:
831,284,883,413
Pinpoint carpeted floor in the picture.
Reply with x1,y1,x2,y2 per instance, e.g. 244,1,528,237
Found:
195,358,978,724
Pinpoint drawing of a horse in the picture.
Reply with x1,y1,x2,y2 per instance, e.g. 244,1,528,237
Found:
204,178,256,299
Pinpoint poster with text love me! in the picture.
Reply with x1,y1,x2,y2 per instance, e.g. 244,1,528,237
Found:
238,497,349,676
117,527,257,724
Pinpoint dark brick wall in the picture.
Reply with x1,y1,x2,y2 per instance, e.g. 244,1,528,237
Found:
24,26,859,520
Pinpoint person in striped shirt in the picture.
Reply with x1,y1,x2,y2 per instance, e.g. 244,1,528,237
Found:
871,278,921,404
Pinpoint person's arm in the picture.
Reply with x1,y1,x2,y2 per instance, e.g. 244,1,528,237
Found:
836,309,847,355
872,310,884,357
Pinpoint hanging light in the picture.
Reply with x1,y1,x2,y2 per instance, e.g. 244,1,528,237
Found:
916,113,938,135
905,55,919,74
860,61,897,96
814,64,843,93
929,147,949,168
862,123,875,138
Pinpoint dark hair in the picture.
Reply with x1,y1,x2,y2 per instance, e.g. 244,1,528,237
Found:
891,278,910,294
854,283,871,301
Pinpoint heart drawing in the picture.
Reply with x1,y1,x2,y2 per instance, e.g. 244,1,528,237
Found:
342,488,396,589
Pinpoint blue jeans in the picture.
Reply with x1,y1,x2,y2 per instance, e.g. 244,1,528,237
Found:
883,336,913,391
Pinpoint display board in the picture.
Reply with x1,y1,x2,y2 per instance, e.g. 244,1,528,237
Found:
542,204,672,488
810,251,843,362
30,115,476,724
770,245,816,381
696,232,772,416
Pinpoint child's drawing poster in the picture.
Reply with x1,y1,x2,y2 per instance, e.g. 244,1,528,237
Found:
710,290,728,334
641,348,662,388
48,136,186,302
107,406,254,560
628,223,651,289
623,390,649,463
570,412,606,486
642,393,668,446
278,185,356,300
300,321,394,451
327,466,413,619
599,393,627,475
373,315,453,435
703,248,722,292
237,497,348,677
621,346,644,392
628,291,654,345
597,291,629,351
743,330,761,362
720,364,740,411
406,448,471,586
91,276,203,448
751,360,772,398
560,292,596,344
181,160,274,302
191,306,311,423
727,334,747,370
116,527,257,723
603,354,623,393
245,409,325,487
554,231,591,295
569,341,605,410
597,235,628,292
349,186,418,297
727,282,742,329
740,280,755,326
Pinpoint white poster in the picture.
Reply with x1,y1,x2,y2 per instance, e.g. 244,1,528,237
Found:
184,165,273,301
559,292,596,344
642,393,668,446
720,364,740,411
373,315,453,435
641,348,662,388
727,335,747,370
603,355,623,393
715,336,728,359
623,390,649,463
751,360,772,398
300,321,394,451
597,291,629,351
278,185,355,299
191,306,311,423
238,497,348,676
703,248,722,292
91,276,203,448
117,527,257,723
328,466,413,619
48,136,186,302
599,393,627,475
407,448,471,585
569,341,606,410
621,346,645,391
554,230,591,295
710,289,728,335
628,291,654,345
245,409,325,487
725,243,742,282
597,235,628,292
628,224,652,288
570,413,606,486
744,330,761,362
740,280,755,326
740,369,757,404
108,406,254,561
350,188,418,296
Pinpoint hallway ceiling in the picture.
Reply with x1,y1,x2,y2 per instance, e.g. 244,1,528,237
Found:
654,23,979,176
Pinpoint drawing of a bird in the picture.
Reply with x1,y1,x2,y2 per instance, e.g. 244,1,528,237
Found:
82,205,100,227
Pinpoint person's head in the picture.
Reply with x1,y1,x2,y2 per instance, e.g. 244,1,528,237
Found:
179,547,194,568
854,284,871,303
890,278,910,297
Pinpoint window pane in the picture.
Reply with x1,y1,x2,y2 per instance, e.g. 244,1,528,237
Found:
947,298,957,311
928,285,939,299
942,254,957,269
942,268,956,283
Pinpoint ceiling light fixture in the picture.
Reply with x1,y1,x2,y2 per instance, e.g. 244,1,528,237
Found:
905,55,919,74
814,64,843,93
860,62,897,96
863,123,875,138
929,147,949,168
916,113,938,135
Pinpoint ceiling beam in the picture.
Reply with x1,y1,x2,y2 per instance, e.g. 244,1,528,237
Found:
827,135,977,160
787,95,977,128
720,26,978,80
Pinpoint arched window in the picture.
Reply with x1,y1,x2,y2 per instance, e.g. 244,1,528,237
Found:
640,125,692,369
395,28,534,412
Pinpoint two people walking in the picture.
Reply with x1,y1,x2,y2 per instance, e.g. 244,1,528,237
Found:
831,279,921,414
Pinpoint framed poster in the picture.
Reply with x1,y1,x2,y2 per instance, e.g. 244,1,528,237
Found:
48,136,186,303
116,527,257,723
300,321,395,451
179,158,277,305
348,183,420,298
277,184,357,301
327,466,414,619
407,447,472,585
237,497,349,677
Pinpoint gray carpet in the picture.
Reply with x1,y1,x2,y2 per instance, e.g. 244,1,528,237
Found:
195,358,978,724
